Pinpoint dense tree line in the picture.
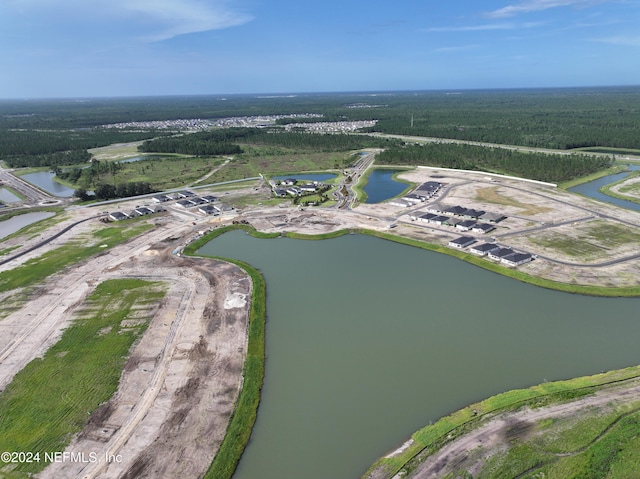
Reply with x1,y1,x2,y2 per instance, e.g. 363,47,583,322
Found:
139,128,397,156
377,143,614,183
91,182,155,200
4,149,92,168
139,130,245,155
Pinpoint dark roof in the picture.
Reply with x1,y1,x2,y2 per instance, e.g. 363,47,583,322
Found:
179,190,196,197
450,236,476,246
471,243,500,252
109,211,128,220
419,213,437,220
445,205,467,215
433,215,450,223
201,195,218,202
189,197,206,205
473,223,495,232
462,208,485,218
176,199,194,207
503,253,532,263
458,220,477,228
490,247,515,258
199,205,217,214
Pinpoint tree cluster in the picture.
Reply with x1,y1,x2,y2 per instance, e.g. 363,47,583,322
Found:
377,143,613,183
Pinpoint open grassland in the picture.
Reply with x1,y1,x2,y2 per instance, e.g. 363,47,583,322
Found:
88,141,145,160
474,186,553,215
105,156,225,191
529,221,640,259
469,402,640,479
0,220,153,294
209,147,352,183
0,279,165,477
364,367,640,479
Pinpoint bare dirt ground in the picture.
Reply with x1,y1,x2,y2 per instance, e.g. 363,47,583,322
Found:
1,210,250,479
3,165,640,478
384,377,640,479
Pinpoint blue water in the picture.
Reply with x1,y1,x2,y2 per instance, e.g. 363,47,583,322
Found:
21,171,75,197
569,165,640,211
363,169,408,203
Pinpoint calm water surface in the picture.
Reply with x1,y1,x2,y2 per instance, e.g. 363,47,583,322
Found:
0,212,55,240
199,231,640,479
569,165,640,211
0,188,21,203
21,171,75,197
363,169,408,203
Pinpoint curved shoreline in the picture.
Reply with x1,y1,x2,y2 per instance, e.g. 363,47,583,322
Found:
184,223,640,479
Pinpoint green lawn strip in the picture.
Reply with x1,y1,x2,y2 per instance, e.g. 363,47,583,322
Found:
0,245,21,257
0,221,153,294
558,165,627,190
363,367,640,478
0,279,165,476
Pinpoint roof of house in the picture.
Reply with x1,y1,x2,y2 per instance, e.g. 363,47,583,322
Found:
449,236,476,246
109,211,128,220
490,247,515,258
471,243,500,252
458,220,477,227
503,253,532,264
462,208,485,218
179,190,195,197
444,205,467,215
480,212,508,222
473,223,495,232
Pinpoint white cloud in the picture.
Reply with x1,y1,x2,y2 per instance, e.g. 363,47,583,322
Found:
424,22,544,33
486,0,608,18
592,34,640,46
124,0,253,41
1,0,253,41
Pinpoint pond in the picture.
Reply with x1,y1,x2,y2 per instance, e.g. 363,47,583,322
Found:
198,231,640,479
0,211,55,240
20,171,75,197
362,169,409,203
569,165,640,212
0,188,21,203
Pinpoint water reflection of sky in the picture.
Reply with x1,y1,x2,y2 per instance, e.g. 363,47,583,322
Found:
569,165,640,212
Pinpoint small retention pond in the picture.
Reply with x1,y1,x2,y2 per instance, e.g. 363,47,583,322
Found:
0,211,55,240
20,171,75,197
198,231,640,479
569,165,640,212
362,168,409,203
0,188,21,203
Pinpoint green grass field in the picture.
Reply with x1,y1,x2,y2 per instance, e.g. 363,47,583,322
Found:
0,279,165,477
0,220,153,294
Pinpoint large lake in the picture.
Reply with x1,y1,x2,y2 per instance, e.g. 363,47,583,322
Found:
198,231,640,479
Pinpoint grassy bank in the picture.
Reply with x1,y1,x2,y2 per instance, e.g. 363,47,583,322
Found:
363,365,640,478
598,170,640,205
352,166,413,203
0,279,165,477
0,220,153,294
558,165,627,189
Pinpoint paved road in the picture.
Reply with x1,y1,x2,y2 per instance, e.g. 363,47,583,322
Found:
0,165,55,204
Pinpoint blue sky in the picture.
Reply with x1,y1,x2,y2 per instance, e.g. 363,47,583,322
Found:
1,0,639,98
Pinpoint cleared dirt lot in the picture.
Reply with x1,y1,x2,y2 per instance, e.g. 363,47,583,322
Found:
2,165,640,478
